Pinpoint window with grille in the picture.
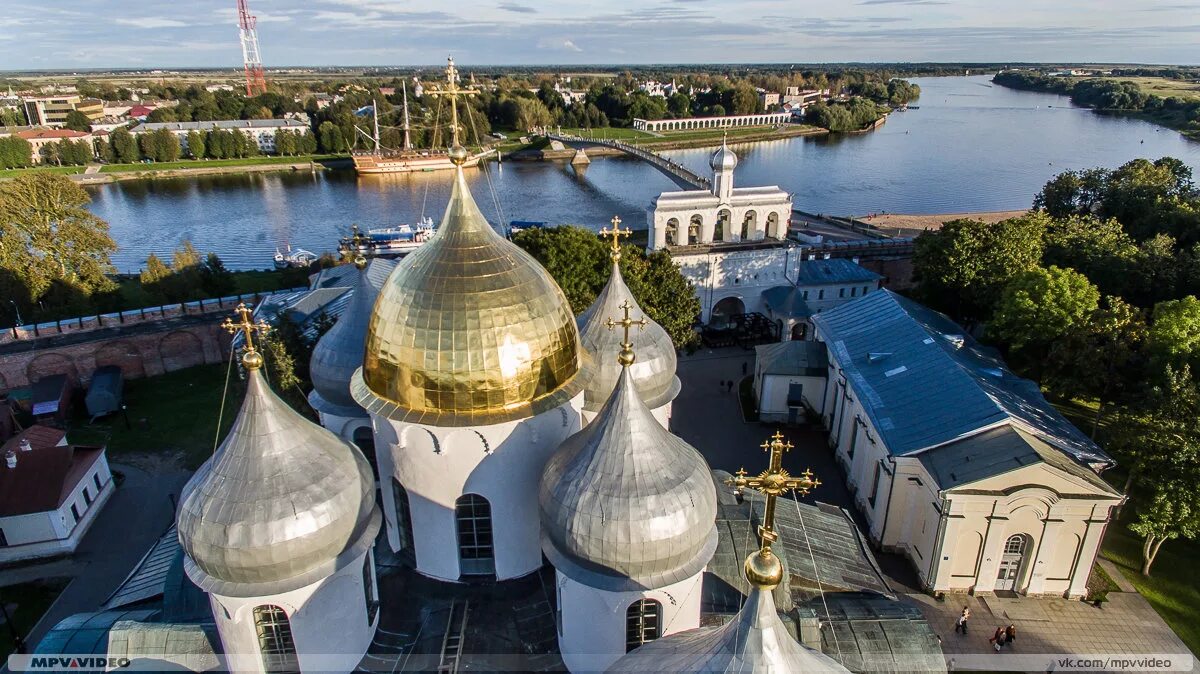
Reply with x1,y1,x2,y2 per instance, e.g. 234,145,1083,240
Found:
868,461,882,508
625,599,662,652
1004,535,1027,555
253,605,299,674
83,487,92,506
93,473,103,492
455,494,495,578
70,504,80,524
393,479,415,554
363,553,379,625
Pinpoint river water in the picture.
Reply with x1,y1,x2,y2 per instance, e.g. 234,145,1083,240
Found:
86,75,1200,272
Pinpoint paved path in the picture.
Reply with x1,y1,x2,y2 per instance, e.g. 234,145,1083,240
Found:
905,591,1195,670
1,463,190,652
1097,558,1139,592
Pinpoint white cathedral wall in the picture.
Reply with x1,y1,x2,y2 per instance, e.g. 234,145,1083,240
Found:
556,570,704,673
373,394,585,582
317,411,371,445
672,247,804,323
209,548,377,674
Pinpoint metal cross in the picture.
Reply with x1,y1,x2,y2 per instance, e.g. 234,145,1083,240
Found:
726,431,820,551
605,299,648,366
221,303,271,357
425,56,477,150
599,215,631,261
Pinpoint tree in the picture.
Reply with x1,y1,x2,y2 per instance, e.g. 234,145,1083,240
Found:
0,174,117,306
0,136,33,169
989,266,1100,367
318,121,345,153
140,253,172,299
1041,214,1140,298
186,130,206,159
63,110,92,132
1148,295,1200,372
200,253,236,297
513,225,700,349
913,215,1045,322
1130,477,1200,576
110,127,139,163
96,137,115,164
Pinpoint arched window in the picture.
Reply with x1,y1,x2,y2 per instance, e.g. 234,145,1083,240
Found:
625,599,662,652
253,605,298,674
392,479,415,566
455,493,495,579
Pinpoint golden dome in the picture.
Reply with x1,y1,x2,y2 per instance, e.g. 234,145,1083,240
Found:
354,167,585,427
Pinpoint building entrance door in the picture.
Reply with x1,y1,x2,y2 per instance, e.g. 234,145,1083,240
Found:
995,534,1027,592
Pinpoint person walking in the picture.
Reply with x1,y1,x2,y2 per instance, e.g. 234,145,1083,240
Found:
990,626,1006,651
1005,624,1017,648
954,607,970,634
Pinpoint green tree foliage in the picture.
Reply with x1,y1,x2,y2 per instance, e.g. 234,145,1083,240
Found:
1131,477,1200,576
200,253,236,297
1042,214,1140,298
912,215,1045,322
0,136,33,169
318,121,345,153
110,127,139,163
513,225,700,349
1148,295,1200,372
139,128,180,162
989,266,1100,366
804,99,888,132
140,253,171,290
186,130,206,159
96,137,115,163
0,174,117,308
63,110,92,132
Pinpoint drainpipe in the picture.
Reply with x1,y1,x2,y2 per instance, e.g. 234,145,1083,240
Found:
927,492,950,591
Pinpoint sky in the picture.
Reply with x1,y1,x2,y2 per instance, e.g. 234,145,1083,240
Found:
2,0,1200,70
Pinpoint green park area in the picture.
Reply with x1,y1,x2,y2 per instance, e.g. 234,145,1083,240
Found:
98,153,346,173
1081,76,1200,100
0,579,70,659
0,165,85,179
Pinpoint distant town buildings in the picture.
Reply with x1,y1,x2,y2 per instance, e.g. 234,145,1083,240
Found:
22,94,103,127
0,127,95,164
131,118,310,154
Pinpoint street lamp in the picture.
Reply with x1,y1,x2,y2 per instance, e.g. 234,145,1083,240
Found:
7,300,21,327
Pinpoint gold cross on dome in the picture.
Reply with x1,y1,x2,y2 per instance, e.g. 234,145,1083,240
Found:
599,216,631,261
727,431,820,552
425,56,477,150
222,303,271,362
605,299,648,367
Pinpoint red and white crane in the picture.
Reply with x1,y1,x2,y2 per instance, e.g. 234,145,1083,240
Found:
237,0,267,96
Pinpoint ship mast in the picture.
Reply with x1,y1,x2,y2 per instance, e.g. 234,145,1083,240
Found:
371,98,381,155
402,82,412,151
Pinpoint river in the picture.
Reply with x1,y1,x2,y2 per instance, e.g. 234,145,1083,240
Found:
86,75,1200,272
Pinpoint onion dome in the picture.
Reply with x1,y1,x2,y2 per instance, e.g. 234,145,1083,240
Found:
608,549,850,673
354,166,586,427
178,323,381,598
577,260,680,413
539,340,717,591
308,258,382,419
709,134,738,172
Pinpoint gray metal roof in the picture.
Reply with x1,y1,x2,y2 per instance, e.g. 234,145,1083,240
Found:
608,585,850,673
309,265,382,417
755,341,829,379
762,285,813,318
811,290,1112,469
177,369,382,597
577,261,680,412
919,425,1120,495
803,594,947,674
35,610,160,656
107,621,223,672
794,259,881,286
103,524,181,610
540,366,718,592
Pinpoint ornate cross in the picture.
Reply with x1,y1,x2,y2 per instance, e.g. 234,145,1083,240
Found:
726,431,820,551
605,299,648,366
222,303,271,368
599,216,631,262
425,56,477,152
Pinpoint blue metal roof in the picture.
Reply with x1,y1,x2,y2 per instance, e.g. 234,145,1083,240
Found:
793,258,881,286
812,290,1112,469
762,285,812,318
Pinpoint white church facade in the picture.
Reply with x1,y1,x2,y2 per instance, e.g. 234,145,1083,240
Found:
810,290,1122,597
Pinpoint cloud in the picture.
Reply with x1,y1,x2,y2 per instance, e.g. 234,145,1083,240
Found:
858,0,949,5
497,2,537,13
115,17,187,29
537,37,582,52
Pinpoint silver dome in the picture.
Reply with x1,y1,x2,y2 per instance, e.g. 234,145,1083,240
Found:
607,585,850,673
709,138,738,172
308,262,384,418
539,366,717,592
577,262,680,412
178,369,381,597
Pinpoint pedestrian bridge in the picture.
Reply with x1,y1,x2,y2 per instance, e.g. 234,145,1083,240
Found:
546,133,711,192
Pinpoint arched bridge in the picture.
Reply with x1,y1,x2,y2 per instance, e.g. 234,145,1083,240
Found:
547,133,710,191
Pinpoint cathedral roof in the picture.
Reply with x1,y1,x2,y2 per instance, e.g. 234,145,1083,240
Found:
607,583,849,673
709,136,738,171
308,261,383,418
539,364,717,592
178,367,380,597
577,261,680,412
354,166,586,427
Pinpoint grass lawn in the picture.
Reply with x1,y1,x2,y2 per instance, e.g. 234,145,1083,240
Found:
648,124,822,144
67,364,241,470
0,165,85,178
0,578,70,659
558,127,655,140
1102,516,1200,655
1081,76,1200,100
99,154,346,173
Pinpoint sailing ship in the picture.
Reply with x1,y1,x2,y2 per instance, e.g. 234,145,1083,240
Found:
351,78,491,174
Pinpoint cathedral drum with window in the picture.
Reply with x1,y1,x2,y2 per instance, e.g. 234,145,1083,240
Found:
353,160,589,583
177,310,382,674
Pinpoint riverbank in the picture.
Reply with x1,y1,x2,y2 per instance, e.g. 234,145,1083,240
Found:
0,155,353,183
858,210,1027,237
